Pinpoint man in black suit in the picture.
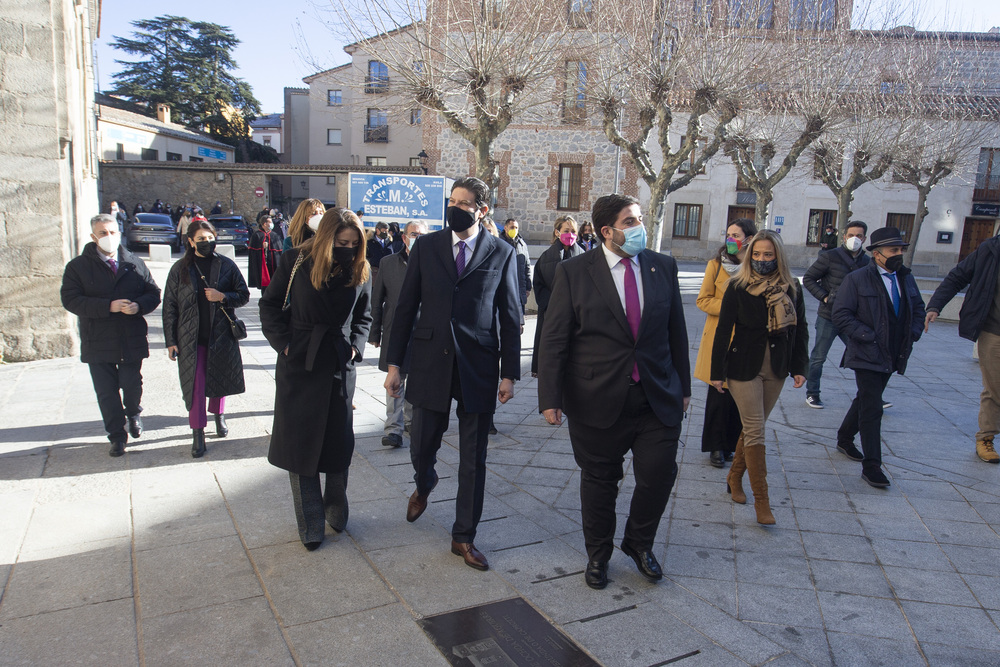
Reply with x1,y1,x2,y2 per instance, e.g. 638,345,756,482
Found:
385,177,522,571
538,193,691,589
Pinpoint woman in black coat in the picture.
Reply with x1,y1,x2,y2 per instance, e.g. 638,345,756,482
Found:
247,216,282,293
531,215,585,375
259,208,372,551
711,230,808,525
163,219,250,458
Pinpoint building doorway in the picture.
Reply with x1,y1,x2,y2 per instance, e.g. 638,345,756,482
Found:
728,206,755,224
886,212,915,244
960,217,997,261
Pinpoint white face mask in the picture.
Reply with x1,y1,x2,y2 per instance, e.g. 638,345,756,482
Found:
844,237,863,252
96,234,118,254
307,214,323,232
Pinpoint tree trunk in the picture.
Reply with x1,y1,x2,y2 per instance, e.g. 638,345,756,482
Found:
836,189,853,235
754,191,772,230
473,134,499,204
648,182,669,253
904,185,930,267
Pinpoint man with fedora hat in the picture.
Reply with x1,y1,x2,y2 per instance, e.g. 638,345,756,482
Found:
831,226,925,487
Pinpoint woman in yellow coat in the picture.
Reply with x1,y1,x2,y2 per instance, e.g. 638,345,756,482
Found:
694,218,756,467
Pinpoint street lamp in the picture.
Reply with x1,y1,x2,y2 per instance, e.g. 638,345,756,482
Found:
417,149,429,175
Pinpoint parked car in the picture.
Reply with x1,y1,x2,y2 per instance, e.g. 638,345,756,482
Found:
126,213,179,253
209,215,252,252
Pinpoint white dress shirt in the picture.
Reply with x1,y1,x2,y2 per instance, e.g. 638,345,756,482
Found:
879,268,898,301
100,248,119,270
601,243,644,316
451,222,480,266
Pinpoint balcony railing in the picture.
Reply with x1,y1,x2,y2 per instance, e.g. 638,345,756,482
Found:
974,176,1000,202
364,125,389,143
364,76,389,94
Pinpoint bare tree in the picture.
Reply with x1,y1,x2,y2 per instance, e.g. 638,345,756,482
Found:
327,0,571,193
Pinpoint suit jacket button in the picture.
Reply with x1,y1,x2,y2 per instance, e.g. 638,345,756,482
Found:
444,349,449,355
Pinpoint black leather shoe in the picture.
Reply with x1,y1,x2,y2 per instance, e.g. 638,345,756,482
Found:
215,414,228,438
709,450,725,468
127,415,142,439
489,421,498,435
304,541,322,551
191,428,206,458
585,560,608,589
837,442,864,461
381,433,402,448
109,440,126,457
620,543,663,581
862,468,890,488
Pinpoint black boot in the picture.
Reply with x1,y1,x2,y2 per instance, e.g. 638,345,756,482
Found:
324,469,349,532
215,414,229,438
191,428,206,458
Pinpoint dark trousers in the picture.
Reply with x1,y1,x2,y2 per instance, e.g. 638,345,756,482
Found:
410,364,491,543
806,315,848,397
88,361,143,442
568,383,680,563
288,471,348,544
700,384,742,453
837,369,892,472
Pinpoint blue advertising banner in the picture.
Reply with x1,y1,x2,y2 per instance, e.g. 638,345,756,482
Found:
196,146,228,160
349,173,447,230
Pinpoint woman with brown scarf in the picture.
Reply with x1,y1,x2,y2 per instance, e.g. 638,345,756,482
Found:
710,230,809,524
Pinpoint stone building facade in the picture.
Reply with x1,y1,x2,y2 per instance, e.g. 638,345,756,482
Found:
0,0,101,361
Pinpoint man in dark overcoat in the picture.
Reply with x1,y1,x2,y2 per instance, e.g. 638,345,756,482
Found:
385,177,522,572
61,214,161,457
371,221,427,448
538,194,690,589
832,227,925,488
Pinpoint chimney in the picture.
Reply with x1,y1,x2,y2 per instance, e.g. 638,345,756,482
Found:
157,104,171,124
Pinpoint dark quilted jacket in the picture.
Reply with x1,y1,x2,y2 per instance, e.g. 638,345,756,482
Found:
162,253,250,409
927,235,1000,341
803,246,870,320
61,243,161,363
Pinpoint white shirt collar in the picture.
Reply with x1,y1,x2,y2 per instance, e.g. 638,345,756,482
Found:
452,222,481,248
601,242,638,271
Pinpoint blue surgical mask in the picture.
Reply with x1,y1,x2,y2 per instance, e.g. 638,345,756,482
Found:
406,236,416,252
614,224,647,257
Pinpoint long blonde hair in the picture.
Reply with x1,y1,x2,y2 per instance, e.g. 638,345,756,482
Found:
730,229,797,293
288,198,325,248
302,209,369,289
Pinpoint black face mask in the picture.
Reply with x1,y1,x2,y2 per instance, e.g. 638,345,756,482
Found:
446,206,477,233
333,246,356,266
751,259,778,275
883,254,904,272
195,240,216,256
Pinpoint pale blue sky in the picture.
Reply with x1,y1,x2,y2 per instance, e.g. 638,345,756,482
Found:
93,0,1000,115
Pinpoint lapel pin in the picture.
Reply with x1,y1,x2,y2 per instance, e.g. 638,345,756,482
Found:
651,267,656,272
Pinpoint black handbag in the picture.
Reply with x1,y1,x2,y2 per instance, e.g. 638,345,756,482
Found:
195,264,247,341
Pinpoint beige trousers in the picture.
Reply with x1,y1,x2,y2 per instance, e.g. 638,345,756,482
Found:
977,331,1000,442
727,347,786,449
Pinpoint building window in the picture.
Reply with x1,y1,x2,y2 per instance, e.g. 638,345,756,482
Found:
975,148,1000,202
327,129,342,145
115,143,125,160
563,61,587,123
409,109,422,125
327,176,337,186
327,89,343,105
365,109,389,143
166,151,181,161
678,137,708,174
557,163,582,210
410,157,423,167
141,148,158,161
886,212,915,244
188,156,203,162
568,0,593,27
672,204,703,238
694,0,713,26
367,157,387,167
728,0,773,29
262,136,271,147
789,0,835,30
807,209,837,245
365,61,389,93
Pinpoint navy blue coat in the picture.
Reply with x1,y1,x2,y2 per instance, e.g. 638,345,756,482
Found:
832,261,925,375
537,248,691,430
387,225,522,414
927,235,1000,342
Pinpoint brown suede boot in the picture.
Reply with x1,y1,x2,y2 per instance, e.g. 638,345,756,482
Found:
744,444,775,525
726,432,747,504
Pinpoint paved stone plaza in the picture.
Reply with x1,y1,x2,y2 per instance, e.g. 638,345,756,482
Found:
1,254,998,666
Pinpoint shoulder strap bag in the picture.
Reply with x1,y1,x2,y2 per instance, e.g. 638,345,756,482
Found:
195,262,247,341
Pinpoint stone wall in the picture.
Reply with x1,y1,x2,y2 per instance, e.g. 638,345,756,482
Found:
0,0,100,362
100,164,271,222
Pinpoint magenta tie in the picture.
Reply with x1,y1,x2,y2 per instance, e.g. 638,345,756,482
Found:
620,258,641,382
109,258,118,274
456,240,467,276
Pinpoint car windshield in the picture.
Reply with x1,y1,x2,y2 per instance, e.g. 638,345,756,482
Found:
211,217,246,229
133,214,173,228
